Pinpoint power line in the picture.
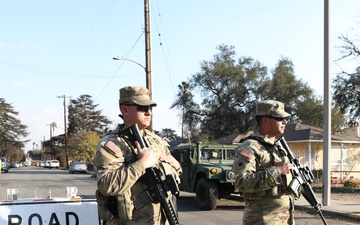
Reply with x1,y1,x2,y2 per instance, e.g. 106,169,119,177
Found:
95,32,144,101
152,1,177,96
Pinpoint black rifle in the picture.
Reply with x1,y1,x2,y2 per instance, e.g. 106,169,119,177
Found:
130,124,180,225
276,136,328,225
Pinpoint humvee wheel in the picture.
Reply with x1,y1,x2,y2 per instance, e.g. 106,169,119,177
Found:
195,178,219,210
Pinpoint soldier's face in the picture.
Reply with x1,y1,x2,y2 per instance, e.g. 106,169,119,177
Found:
269,117,287,135
121,103,152,129
262,116,287,137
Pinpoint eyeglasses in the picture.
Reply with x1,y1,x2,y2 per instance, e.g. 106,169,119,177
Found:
266,116,288,122
123,104,153,112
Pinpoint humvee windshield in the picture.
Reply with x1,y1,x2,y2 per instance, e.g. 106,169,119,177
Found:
200,148,235,160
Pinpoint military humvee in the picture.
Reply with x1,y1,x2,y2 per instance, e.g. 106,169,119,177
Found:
171,142,239,210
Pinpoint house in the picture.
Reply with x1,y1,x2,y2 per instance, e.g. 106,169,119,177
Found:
216,123,360,181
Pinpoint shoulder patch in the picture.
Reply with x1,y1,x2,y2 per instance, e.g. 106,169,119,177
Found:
239,148,253,159
105,141,121,154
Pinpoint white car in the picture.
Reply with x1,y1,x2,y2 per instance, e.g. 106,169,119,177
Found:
48,160,60,169
43,160,51,168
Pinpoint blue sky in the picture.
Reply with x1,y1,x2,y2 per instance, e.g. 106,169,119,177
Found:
1,1,360,151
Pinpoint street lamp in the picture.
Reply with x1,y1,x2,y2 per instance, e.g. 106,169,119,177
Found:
113,56,151,100
113,56,153,128
113,56,145,70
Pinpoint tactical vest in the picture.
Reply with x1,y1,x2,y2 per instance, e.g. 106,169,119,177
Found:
95,124,177,223
239,136,292,199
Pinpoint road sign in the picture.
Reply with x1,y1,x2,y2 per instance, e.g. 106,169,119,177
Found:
0,198,100,225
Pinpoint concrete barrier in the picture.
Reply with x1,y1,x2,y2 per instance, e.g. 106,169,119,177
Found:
0,197,101,225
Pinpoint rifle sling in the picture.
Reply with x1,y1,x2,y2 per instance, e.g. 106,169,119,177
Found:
133,190,153,209
240,136,288,195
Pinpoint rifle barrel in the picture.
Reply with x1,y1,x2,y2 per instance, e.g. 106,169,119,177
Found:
130,124,147,148
278,136,328,225
130,124,180,225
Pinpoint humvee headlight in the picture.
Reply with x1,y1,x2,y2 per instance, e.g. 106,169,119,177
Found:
227,171,235,180
210,168,217,174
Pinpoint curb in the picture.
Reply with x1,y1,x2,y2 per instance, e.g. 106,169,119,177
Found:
295,205,360,223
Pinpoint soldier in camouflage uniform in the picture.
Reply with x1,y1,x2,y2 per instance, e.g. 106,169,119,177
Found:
232,100,298,225
93,86,182,225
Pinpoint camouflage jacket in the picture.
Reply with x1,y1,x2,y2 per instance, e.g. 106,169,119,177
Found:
93,124,182,225
232,133,296,225
232,133,293,199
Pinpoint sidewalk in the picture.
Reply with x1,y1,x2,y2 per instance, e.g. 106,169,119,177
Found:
295,196,360,222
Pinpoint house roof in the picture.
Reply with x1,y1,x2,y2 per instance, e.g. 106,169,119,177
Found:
215,131,253,144
283,123,324,142
215,123,360,144
284,123,360,143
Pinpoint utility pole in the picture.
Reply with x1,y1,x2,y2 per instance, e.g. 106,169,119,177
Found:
144,0,151,99
41,136,45,161
114,1,152,127
144,0,154,130
46,122,56,159
323,0,331,206
58,95,71,168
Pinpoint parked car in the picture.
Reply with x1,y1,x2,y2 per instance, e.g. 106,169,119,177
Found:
10,162,19,168
1,157,9,173
48,160,60,169
69,161,87,174
43,160,51,168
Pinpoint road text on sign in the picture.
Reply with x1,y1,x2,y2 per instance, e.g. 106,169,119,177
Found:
0,199,100,225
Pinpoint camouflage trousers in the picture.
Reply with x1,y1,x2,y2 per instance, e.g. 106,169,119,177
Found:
102,218,121,225
102,218,168,225
243,195,295,225
101,209,169,225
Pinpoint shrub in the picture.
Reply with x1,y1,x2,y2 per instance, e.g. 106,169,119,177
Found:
343,179,359,188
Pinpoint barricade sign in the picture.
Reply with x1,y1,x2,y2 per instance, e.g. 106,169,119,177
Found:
0,198,101,225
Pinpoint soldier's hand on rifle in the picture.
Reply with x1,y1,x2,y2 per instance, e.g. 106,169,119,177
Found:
160,154,181,171
274,160,293,175
135,141,157,169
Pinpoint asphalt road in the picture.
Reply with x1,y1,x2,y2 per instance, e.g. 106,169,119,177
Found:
0,166,357,225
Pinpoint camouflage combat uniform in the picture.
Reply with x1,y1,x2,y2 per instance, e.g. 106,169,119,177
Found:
232,133,296,225
93,124,182,225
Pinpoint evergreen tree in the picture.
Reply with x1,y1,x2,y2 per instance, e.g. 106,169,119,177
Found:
170,81,200,139
155,128,180,142
172,46,347,140
182,44,269,140
65,94,111,162
67,94,111,136
265,57,346,132
0,98,29,158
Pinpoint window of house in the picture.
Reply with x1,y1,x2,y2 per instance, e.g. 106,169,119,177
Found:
331,146,349,165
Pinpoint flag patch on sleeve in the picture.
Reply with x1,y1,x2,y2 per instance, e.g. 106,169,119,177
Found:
105,141,121,154
240,149,253,159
